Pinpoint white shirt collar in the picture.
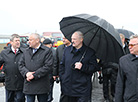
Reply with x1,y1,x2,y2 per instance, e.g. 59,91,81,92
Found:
11,46,19,53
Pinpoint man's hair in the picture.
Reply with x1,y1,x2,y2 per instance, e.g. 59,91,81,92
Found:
10,34,20,41
130,34,138,40
74,31,84,39
30,33,41,41
120,33,125,39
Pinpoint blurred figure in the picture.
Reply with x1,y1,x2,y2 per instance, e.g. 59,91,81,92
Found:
18,33,53,102
120,33,130,54
99,61,119,102
115,34,138,102
0,34,25,102
41,36,45,43
53,36,71,102
43,39,56,102
59,31,99,102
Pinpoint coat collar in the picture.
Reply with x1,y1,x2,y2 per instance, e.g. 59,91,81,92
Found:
130,54,138,61
27,43,45,53
70,43,87,55
7,47,24,54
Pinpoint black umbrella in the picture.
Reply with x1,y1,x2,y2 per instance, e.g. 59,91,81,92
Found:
116,29,134,39
59,14,124,63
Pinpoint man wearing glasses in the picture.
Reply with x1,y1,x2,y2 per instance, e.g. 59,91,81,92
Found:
115,34,138,102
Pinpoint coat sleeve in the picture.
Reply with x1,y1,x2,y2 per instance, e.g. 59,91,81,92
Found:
0,51,5,72
80,52,100,74
115,59,125,102
59,49,65,80
33,48,53,80
0,53,4,67
18,54,29,78
52,47,59,76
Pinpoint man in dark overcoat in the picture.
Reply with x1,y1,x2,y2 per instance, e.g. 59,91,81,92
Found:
52,37,71,102
0,34,25,102
18,33,53,102
59,31,99,102
43,38,56,102
115,34,138,102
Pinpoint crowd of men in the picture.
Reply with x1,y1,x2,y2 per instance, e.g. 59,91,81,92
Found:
0,31,137,102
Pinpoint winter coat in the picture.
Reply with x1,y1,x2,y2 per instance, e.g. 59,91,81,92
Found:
115,54,138,102
0,47,24,91
59,44,99,97
18,44,53,94
53,44,65,76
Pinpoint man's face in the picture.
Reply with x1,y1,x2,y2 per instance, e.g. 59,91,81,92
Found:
63,37,70,45
44,44,52,48
11,37,20,49
71,32,83,49
129,38,138,55
28,35,39,48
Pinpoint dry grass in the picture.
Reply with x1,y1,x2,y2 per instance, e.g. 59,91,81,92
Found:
0,44,6,52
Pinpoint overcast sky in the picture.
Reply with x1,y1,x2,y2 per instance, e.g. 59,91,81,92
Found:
0,0,138,35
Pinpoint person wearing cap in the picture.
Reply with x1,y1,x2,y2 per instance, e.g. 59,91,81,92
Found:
43,39,56,102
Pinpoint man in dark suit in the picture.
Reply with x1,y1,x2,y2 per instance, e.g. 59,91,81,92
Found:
115,34,138,102
19,33,53,102
43,39,56,102
59,31,99,102
0,34,25,102
120,33,130,54
52,37,71,102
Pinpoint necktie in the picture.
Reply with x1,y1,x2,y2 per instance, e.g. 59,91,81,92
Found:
14,49,16,54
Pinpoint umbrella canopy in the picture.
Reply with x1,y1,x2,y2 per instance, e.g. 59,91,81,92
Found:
116,29,134,39
59,14,124,63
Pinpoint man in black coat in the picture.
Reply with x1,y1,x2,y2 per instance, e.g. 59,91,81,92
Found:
43,38,56,102
0,34,25,102
115,34,138,102
120,33,130,54
99,61,118,102
18,33,53,102
59,31,99,102
52,37,71,102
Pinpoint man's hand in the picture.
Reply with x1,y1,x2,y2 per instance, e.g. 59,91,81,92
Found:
53,76,58,80
75,62,82,70
26,72,35,81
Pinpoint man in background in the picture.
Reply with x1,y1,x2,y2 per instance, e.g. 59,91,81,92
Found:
120,33,130,54
53,36,71,102
43,38,56,102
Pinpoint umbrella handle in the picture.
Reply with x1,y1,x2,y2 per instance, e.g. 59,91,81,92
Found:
79,49,87,62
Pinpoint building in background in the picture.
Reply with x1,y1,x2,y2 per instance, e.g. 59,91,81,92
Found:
43,32,63,47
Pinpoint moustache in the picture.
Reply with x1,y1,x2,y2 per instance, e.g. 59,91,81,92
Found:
72,42,75,44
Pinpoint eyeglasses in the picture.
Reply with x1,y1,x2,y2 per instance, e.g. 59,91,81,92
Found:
128,43,138,47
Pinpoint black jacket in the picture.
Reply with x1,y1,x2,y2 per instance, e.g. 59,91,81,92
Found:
115,54,138,102
18,44,53,94
53,44,65,76
59,44,99,97
0,47,24,91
